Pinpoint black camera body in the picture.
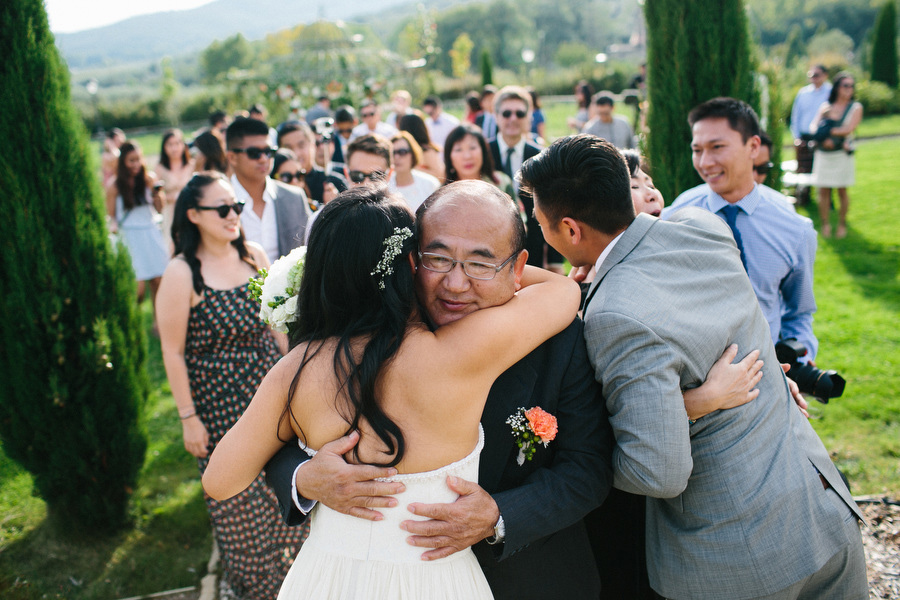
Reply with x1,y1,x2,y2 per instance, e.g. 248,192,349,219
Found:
775,339,845,403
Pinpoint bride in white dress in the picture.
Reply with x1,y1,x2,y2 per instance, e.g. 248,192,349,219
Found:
203,182,580,599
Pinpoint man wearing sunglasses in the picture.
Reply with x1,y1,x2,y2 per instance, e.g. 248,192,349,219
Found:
226,117,312,263
344,134,393,189
489,86,564,274
664,98,819,364
350,99,397,142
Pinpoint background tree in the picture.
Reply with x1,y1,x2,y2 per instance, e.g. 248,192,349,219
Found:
481,48,494,86
201,33,253,83
449,33,474,79
644,0,760,202
0,0,148,533
871,0,899,88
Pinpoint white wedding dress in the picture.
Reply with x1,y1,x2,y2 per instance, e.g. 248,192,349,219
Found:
277,426,494,599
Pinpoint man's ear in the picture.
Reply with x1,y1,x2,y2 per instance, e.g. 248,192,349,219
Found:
512,249,529,290
747,134,761,160
560,217,584,245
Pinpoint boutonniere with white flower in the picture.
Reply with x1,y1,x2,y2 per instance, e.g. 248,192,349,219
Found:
248,246,306,333
506,406,558,465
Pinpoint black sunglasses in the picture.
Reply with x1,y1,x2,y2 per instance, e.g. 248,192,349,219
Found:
753,162,774,176
277,170,307,183
361,112,377,118
501,109,527,119
348,170,387,184
194,201,245,218
392,148,412,157
231,146,276,160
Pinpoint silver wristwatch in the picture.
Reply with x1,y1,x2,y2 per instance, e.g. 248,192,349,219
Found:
486,515,506,545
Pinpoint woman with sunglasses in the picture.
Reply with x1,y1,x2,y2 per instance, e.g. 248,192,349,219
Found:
156,172,306,600
271,148,320,212
810,71,862,238
443,123,514,199
106,141,170,330
387,131,440,212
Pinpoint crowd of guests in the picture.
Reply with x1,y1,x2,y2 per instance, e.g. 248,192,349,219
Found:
97,70,866,599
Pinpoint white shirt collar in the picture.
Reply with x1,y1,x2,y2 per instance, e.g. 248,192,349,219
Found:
593,230,625,274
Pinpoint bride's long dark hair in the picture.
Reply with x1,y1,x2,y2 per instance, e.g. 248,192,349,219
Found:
283,186,417,467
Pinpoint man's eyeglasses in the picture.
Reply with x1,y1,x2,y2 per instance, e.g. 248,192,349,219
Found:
277,170,307,184
418,251,520,280
348,170,387,184
231,146,276,160
753,162,774,176
393,148,412,157
336,127,354,136
194,201,245,218
361,111,377,118
500,110,527,120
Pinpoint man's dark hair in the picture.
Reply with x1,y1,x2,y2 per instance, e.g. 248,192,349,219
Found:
416,180,526,258
347,134,392,167
480,85,497,100
593,92,615,107
248,103,266,116
758,131,773,151
225,116,271,150
209,110,227,128
687,97,761,143
334,105,356,124
423,95,441,108
277,119,314,146
519,134,634,235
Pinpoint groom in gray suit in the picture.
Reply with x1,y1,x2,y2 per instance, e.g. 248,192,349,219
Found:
520,134,867,599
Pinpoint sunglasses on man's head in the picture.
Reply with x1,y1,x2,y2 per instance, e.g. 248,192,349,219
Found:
231,146,276,160
500,110,527,119
194,201,245,218
277,170,307,184
753,162,774,176
348,170,387,184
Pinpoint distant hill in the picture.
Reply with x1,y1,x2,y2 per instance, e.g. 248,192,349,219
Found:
54,0,418,69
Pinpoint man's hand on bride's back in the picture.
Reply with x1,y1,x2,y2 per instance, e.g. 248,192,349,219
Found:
294,430,406,521
401,476,499,561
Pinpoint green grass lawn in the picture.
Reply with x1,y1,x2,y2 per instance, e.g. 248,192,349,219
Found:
2,115,898,599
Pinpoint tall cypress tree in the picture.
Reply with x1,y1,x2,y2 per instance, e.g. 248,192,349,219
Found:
0,0,147,532
871,0,899,88
644,0,760,202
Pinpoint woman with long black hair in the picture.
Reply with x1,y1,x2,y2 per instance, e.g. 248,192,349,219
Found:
156,172,304,599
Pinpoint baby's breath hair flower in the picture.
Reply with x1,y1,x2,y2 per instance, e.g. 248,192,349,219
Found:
370,227,414,290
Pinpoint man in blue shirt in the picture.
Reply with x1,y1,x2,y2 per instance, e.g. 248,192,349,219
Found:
663,97,818,362
790,65,832,205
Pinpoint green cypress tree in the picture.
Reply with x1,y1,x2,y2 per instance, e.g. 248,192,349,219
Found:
0,0,147,532
871,0,899,88
481,49,494,86
644,0,760,202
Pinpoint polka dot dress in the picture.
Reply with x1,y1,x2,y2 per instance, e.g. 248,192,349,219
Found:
186,283,308,600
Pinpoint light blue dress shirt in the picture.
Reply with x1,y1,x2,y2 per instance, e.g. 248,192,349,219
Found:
663,184,818,361
790,83,833,139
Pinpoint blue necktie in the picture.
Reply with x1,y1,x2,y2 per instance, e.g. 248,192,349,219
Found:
720,204,748,272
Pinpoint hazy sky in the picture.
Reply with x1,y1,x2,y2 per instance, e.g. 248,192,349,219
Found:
44,0,213,33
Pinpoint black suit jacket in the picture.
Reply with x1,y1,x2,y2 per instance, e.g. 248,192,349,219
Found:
488,139,562,268
265,319,613,599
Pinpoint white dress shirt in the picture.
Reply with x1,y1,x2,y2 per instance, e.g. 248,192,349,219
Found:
426,111,461,152
231,174,280,263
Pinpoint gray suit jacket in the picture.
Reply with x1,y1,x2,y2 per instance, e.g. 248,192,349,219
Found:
583,210,863,599
272,180,312,257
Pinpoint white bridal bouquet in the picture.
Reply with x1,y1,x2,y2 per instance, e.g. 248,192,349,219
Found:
248,246,306,333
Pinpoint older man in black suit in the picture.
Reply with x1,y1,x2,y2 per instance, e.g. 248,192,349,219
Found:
266,180,613,599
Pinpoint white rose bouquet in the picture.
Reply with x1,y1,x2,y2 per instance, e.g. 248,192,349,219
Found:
248,246,306,333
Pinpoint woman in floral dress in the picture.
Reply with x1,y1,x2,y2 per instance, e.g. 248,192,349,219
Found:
156,172,306,599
